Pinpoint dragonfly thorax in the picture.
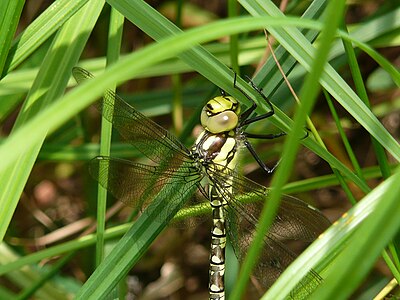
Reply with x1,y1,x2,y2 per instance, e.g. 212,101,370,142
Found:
200,96,240,134
193,130,239,171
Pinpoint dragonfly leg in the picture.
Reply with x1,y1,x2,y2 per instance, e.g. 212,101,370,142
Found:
244,132,286,140
232,73,258,121
243,139,280,174
232,73,276,127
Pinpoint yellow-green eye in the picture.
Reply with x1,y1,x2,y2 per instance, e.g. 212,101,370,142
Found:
200,96,240,133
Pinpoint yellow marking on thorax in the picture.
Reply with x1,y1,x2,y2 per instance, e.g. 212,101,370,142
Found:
212,137,236,166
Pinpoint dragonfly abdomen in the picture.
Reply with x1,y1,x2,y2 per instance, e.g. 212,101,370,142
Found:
209,186,227,300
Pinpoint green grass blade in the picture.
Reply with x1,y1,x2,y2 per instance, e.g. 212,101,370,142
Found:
312,170,400,299
0,0,104,242
341,22,392,179
4,0,89,72
0,224,130,276
94,7,125,267
0,0,25,76
16,253,74,300
0,243,70,299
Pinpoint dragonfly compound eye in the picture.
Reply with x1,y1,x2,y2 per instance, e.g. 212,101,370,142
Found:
201,109,238,133
200,96,240,133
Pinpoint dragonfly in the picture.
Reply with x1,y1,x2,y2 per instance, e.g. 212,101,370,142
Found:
73,67,331,300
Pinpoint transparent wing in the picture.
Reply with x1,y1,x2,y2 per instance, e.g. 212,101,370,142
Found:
73,67,191,166
90,156,203,215
207,166,330,297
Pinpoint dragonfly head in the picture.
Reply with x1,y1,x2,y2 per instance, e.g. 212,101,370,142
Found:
201,96,240,133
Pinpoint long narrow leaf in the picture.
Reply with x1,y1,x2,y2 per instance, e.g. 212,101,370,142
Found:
0,0,104,241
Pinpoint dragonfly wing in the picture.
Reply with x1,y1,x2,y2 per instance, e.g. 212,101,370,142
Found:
90,156,203,217
225,200,325,297
268,194,331,242
207,166,330,296
73,67,191,166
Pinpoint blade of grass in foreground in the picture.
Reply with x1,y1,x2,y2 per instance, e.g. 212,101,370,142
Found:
0,0,104,242
231,0,346,297
0,0,25,76
94,6,125,267
4,0,89,73
264,168,400,299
